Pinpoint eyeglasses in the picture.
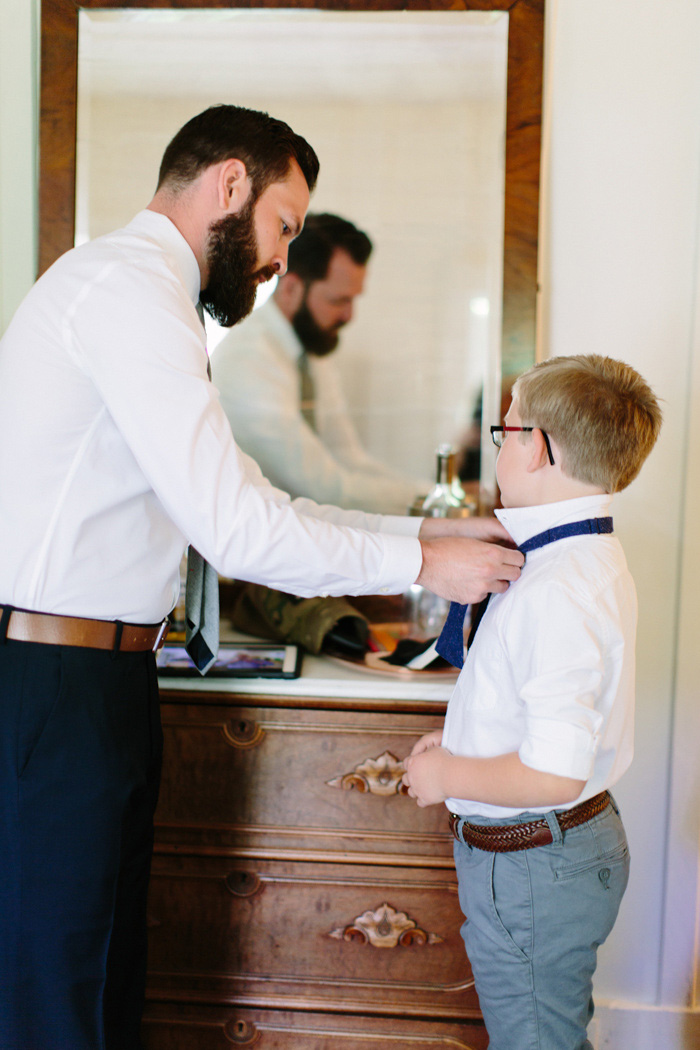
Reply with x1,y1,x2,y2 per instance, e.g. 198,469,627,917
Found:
490,426,555,466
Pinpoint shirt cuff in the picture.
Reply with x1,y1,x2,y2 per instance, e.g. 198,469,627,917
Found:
373,534,423,595
519,724,598,782
377,514,423,538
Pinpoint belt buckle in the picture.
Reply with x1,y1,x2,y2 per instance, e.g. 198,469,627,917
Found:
152,619,170,652
531,825,554,848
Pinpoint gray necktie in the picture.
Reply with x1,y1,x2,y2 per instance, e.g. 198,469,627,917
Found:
184,303,220,674
299,352,316,430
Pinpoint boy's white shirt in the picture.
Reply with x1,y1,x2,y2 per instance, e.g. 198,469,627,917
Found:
442,493,637,819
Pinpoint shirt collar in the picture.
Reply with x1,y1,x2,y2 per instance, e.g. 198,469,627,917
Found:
495,493,613,549
127,210,202,306
260,297,306,364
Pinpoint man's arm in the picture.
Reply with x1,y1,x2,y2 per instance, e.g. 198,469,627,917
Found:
418,514,516,546
311,354,431,494
215,327,420,514
402,747,585,809
235,445,524,604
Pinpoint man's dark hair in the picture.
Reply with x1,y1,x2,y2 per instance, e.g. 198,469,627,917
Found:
157,104,319,199
287,213,373,282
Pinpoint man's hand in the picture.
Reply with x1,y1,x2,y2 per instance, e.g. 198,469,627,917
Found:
402,747,453,807
416,535,524,604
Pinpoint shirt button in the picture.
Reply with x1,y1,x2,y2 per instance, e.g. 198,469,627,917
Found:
380,587,390,594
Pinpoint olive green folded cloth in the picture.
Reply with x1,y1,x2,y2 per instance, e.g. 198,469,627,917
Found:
231,583,369,655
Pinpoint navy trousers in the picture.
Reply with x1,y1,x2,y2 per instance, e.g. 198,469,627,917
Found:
0,639,162,1050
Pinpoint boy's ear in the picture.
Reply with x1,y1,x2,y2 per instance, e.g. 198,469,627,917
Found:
526,428,551,473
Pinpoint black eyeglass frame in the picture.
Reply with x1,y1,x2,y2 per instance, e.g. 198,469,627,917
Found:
490,425,555,466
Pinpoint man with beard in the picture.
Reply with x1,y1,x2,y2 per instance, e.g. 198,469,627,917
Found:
0,104,523,1050
213,213,427,513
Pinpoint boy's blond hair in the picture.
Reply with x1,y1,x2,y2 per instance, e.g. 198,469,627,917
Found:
512,355,662,493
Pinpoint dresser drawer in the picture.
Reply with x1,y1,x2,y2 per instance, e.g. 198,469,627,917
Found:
156,703,452,861
142,1003,488,1050
146,854,479,1018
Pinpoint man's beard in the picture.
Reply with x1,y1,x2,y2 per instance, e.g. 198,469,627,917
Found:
199,199,276,328
291,297,344,357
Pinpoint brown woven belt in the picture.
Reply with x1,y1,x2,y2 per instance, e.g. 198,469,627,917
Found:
0,606,170,653
449,791,611,852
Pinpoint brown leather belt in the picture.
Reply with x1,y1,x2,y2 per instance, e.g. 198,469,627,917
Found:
449,791,611,852
0,606,170,653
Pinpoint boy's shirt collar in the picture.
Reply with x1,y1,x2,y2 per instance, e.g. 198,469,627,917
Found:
495,493,613,550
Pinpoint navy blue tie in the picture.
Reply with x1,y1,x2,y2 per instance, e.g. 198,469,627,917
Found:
435,517,613,669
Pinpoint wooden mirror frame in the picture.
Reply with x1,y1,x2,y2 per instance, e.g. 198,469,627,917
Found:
40,0,544,368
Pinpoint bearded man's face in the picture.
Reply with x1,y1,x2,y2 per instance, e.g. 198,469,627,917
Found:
199,198,276,328
291,247,366,356
291,296,343,357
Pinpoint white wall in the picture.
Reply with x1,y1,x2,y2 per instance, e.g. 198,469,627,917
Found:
542,1,700,1043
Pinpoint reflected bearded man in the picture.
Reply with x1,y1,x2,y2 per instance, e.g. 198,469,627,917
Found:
0,104,523,1049
212,212,429,514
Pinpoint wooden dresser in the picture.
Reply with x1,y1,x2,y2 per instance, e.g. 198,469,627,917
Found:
141,656,486,1049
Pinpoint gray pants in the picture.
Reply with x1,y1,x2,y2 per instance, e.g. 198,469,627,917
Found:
452,798,629,1050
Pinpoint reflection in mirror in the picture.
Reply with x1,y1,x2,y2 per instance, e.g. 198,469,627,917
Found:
76,10,510,491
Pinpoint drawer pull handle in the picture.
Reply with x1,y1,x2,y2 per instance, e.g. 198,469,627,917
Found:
326,750,409,796
225,871,262,898
223,718,265,749
224,1017,258,1045
329,902,443,949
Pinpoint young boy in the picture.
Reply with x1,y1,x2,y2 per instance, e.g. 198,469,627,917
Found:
402,355,662,1050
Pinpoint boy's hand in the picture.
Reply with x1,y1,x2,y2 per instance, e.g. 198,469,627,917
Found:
402,747,453,807
409,729,443,757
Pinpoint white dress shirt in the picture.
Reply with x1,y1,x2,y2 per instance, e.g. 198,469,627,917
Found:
0,211,421,624
442,494,636,818
211,298,424,514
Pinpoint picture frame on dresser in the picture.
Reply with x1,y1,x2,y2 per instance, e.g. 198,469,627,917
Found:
157,642,303,680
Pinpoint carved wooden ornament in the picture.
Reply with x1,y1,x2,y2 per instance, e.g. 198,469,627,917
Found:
329,903,443,949
326,751,408,796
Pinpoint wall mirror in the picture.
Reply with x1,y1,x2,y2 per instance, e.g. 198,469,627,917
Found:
40,0,543,496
